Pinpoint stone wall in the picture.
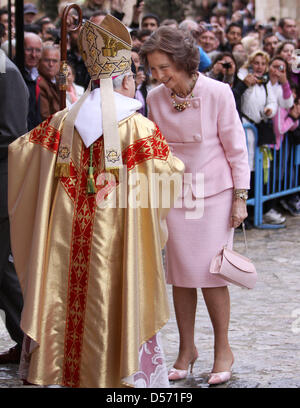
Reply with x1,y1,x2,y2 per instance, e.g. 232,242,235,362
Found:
255,0,300,29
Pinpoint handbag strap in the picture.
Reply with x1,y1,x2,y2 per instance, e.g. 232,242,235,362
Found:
242,222,249,257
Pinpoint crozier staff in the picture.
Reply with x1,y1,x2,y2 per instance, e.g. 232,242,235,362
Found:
59,3,82,109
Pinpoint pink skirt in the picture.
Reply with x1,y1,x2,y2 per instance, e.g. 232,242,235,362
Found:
165,188,234,288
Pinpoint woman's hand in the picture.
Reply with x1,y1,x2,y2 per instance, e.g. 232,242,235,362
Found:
132,1,144,24
230,197,248,228
212,61,223,75
243,73,257,87
277,68,288,85
135,70,146,86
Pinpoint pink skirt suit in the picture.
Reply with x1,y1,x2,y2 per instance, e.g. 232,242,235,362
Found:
147,74,250,288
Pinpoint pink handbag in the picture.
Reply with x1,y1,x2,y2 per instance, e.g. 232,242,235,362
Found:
209,223,257,289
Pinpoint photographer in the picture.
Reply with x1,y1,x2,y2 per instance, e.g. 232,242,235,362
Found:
278,89,300,216
207,52,237,84
238,50,277,130
238,50,280,224
206,52,251,119
269,59,298,218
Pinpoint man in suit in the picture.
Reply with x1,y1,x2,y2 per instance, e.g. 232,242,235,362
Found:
0,29,29,364
38,45,60,121
23,32,43,130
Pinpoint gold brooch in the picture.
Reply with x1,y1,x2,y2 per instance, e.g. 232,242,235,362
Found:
171,92,194,112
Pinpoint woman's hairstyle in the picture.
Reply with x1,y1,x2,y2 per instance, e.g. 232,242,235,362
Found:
275,40,296,56
241,35,261,55
160,19,178,28
139,26,200,76
67,61,76,76
242,49,270,71
274,43,296,81
269,56,288,71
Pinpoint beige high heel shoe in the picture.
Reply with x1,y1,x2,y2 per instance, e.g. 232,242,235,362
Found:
208,370,232,385
168,354,198,381
208,359,234,385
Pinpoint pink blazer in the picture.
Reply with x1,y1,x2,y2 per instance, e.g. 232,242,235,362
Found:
147,74,250,197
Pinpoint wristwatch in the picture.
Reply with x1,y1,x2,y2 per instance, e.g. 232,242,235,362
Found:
234,189,248,201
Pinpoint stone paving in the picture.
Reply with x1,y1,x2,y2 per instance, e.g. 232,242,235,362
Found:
1,214,300,388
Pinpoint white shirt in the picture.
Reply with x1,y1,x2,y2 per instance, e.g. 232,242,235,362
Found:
238,68,278,123
25,66,39,81
270,81,294,110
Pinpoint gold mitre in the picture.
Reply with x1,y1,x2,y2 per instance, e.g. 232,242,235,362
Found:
55,15,132,184
78,15,132,80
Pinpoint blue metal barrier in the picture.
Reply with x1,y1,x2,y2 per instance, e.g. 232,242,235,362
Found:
243,123,300,229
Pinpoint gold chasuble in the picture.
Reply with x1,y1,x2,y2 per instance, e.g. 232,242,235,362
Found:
8,110,184,387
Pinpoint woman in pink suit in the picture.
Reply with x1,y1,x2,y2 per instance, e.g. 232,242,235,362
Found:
140,27,250,385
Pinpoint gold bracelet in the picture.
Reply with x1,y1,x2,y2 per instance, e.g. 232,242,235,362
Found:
233,189,248,201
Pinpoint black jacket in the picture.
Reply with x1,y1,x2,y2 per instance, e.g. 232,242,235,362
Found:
22,69,42,131
0,55,28,217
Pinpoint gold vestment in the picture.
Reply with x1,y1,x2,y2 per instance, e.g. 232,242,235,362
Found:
8,109,184,387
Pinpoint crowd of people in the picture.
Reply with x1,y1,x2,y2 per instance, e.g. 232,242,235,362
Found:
0,0,300,388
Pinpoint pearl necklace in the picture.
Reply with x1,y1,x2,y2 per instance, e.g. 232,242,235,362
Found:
170,73,198,112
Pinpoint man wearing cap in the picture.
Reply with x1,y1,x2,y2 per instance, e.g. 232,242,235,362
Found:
8,15,184,388
24,3,38,25
141,13,160,32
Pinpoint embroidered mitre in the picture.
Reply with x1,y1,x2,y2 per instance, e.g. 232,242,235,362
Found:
55,15,133,180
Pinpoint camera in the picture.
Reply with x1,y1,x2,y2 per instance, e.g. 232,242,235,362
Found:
205,24,213,31
222,62,232,69
278,65,284,72
256,74,268,85
138,65,145,72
